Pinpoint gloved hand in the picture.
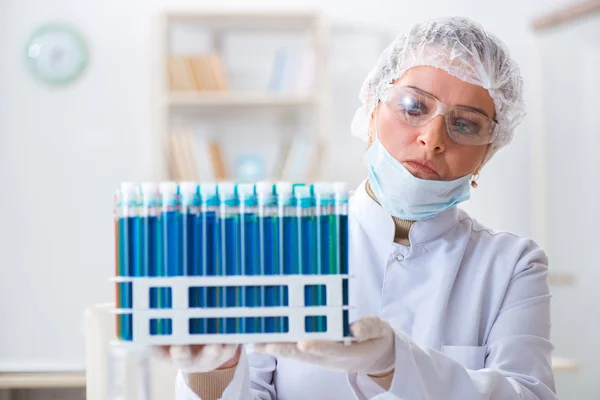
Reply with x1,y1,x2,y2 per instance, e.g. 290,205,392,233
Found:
153,344,240,373
254,316,396,375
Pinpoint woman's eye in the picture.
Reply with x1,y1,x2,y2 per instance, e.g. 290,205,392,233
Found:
398,95,428,116
452,118,481,135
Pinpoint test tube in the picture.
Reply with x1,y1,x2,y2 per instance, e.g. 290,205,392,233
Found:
116,183,136,341
160,182,182,277
334,182,349,275
294,185,316,277
295,185,317,331
114,189,120,278
113,189,122,340
116,183,137,279
239,183,259,334
180,182,200,276
218,182,238,334
257,181,278,333
199,183,220,334
313,183,334,332
334,182,350,337
277,182,296,276
276,182,294,333
313,183,335,277
130,186,145,279
157,182,179,336
140,183,160,320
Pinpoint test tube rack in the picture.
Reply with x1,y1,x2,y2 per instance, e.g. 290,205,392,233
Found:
113,181,351,345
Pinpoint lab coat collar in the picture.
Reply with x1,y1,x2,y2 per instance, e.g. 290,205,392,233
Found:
350,180,459,246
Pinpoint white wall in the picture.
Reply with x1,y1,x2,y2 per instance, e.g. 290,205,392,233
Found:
534,13,600,400
0,0,581,398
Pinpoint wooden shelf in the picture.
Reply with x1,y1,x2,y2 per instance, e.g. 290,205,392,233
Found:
168,92,319,107
0,371,85,389
165,11,322,30
532,0,600,31
552,357,580,373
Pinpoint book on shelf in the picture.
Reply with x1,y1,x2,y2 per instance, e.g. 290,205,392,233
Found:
167,129,200,181
271,135,293,180
278,134,323,182
168,53,229,92
167,129,322,183
207,140,228,180
268,46,316,94
167,128,228,181
168,56,196,92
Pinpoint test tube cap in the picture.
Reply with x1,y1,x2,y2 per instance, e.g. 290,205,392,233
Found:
140,182,159,205
199,182,217,197
140,182,159,193
255,181,274,195
294,185,311,198
312,182,334,205
199,183,219,206
217,182,236,199
275,181,293,195
159,181,178,195
237,183,254,195
119,182,136,192
333,182,349,200
312,182,333,194
179,181,198,195
237,183,256,207
119,182,138,203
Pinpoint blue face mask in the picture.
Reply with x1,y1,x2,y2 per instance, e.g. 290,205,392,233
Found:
363,139,472,221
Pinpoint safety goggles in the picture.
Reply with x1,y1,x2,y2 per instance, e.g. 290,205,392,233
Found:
380,84,498,146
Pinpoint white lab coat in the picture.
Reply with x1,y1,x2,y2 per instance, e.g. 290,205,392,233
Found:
176,180,556,400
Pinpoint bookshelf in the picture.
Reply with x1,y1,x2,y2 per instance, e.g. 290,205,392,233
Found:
157,11,330,183
168,92,319,107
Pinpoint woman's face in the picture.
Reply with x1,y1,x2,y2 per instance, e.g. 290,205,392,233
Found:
370,66,496,181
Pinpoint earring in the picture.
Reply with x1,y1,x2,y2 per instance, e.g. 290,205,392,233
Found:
471,173,480,188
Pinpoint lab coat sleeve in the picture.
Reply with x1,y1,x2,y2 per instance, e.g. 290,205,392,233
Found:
349,243,557,400
175,345,277,400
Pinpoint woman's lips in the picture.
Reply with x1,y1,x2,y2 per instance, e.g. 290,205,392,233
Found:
402,160,441,179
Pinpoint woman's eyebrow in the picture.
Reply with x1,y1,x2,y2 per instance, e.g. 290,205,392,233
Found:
406,85,491,118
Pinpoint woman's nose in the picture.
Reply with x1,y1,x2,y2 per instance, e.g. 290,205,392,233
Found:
417,115,447,153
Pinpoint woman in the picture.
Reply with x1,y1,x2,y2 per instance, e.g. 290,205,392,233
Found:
158,16,557,400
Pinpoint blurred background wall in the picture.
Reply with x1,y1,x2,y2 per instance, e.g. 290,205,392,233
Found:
0,0,597,399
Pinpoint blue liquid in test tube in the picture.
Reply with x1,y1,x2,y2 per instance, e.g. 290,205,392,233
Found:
160,182,182,278
130,187,145,279
334,182,350,337
313,183,335,277
200,183,220,334
158,182,180,335
257,181,278,333
295,185,316,316
239,183,259,334
141,183,160,316
116,183,137,339
296,185,318,331
313,183,335,332
180,183,201,277
276,182,295,318
218,182,239,334
117,182,136,272
294,185,315,277
334,183,349,275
